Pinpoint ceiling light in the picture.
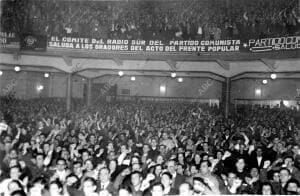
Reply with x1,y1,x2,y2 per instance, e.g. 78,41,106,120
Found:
270,73,277,80
14,66,20,72
262,79,268,84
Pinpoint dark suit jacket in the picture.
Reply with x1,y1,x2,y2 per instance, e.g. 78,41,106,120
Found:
249,155,266,169
172,174,186,190
129,185,143,196
67,187,84,196
166,187,179,195
96,181,117,195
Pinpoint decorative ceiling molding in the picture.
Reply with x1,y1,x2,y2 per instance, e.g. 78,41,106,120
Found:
216,59,230,70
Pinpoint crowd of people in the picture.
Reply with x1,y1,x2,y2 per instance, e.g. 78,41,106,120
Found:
1,0,299,41
1,0,300,195
0,95,300,196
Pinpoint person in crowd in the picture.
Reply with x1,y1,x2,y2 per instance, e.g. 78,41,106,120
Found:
7,180,24,196
149,182,164,196
160,171,178,195
178,182,194,196
279,167,292,194
128,171,143,196
283,156,300,183
1,96,300,196
0,165,23,196
249,147,266,169
65,174,83,196
259,182,275,195
118,185,133,196
82,177,98,196
224,171,241,194
235,157,248,182
27,177,49,196
2,0,299,43
193,176,216,195
195,160,221,194
50,158,70,182
72,161,84,180
49,180,66,196
97,167,117,195
29,153,51,180
166,160,185,190
284,178,300,194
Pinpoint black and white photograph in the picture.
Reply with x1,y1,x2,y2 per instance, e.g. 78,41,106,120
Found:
0,0,300,195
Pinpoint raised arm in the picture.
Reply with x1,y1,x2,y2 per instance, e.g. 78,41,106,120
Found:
11,124,22,147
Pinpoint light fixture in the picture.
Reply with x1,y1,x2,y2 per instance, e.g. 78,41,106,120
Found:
178,77,183,83
270,73,277,80
262,79,268,84
283,100,289,107
14,66,20,72
44,73,49,78
160,85,166,93
0,71,2,76
171,72,176,78
118,71,124,76
130,76,136,81
255,88,261,96
37,85,44,91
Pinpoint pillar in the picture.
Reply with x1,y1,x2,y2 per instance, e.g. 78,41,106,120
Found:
66,73,72,112
222,77,231,118
48,74,53,97
87,78,92,107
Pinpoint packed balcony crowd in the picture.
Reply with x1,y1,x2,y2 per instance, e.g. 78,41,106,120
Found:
1,0,299,41
0,95,300,196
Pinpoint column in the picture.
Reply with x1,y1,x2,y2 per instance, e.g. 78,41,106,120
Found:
87,78,92,107
66,73,72,112
222,77,231,118
48,74,53,97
